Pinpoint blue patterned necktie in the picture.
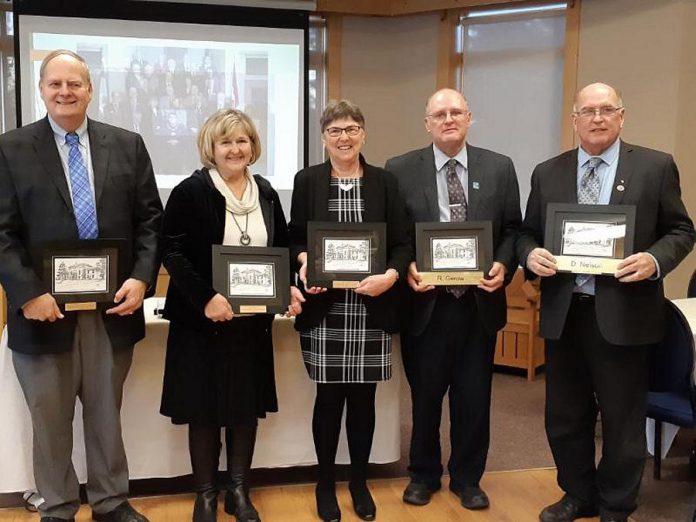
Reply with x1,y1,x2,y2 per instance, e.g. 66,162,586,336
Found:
576,156,602,286
445,158,467,298
66,132,98,239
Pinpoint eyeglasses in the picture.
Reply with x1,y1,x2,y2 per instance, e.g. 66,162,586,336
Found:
325,125,362,137
426,109,469,124
574,106,623,119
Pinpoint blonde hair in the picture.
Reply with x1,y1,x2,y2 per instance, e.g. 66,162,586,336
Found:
39,49,91,85
197,109,262,169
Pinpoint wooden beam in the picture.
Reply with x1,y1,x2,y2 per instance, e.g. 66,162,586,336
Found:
316,0,390,16
317,0,529,16
326,13,342,101
436,9,461,90
391,0,528,15
0,284,6,334
560,0,580,152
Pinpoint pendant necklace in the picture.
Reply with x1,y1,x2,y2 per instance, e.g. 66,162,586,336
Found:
230,211,251,246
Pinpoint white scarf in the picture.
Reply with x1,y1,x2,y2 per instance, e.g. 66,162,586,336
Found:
209,168,260,215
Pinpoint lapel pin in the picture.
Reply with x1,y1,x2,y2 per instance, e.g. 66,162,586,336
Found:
472,181,480,190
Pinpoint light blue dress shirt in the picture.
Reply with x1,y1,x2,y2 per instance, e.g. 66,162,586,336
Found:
573,138,659,294
433,144,468,222
47,115,96,202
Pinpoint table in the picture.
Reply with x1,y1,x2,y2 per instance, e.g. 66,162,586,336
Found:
0,298,402,493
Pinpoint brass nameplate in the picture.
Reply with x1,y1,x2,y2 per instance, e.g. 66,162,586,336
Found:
419,271,483,286
239,305,267,314
555,255,621,275
332,280,359,289
65,302,97,312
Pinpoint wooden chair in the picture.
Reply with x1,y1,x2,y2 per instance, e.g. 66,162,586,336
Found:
494,268,544,381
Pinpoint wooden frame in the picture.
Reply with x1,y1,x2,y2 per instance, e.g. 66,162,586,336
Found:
212,245,290,314
415,221,493,285
307,221,386,288
544,203,636,275
43,239,124,312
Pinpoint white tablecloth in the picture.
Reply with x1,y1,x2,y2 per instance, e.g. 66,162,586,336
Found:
0,298,402,493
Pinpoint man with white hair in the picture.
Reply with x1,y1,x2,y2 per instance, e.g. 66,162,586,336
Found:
517,82,695,522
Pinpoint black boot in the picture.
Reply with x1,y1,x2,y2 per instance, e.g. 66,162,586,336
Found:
193,484,218,522
189,425,222,522
224,424,261,522
348,480,375,521
315,480,341,522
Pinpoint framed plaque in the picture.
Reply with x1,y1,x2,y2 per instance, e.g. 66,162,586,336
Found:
307,222,387,289
43,239,124,312
544,203,636,275
212,245,290,314
415,221,493,285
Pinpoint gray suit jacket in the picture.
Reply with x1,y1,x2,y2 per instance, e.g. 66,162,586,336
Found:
386,143,521,336
516,141,695,345
0,117,163,354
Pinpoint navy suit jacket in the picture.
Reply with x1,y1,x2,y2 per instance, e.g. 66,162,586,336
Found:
516,141,695,345
0,117,163,353
386,143,522,336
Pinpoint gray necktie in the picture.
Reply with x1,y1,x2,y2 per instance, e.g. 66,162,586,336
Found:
576,156,602,286
445,158,467,298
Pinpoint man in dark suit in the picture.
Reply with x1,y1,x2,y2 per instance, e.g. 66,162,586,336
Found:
517,82,695,522
385,88,521,511
0,50,162,522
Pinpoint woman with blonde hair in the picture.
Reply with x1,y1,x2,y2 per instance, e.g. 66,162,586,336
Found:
160,109,297,522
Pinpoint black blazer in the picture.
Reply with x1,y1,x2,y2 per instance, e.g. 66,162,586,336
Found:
161,168,288,331
288,158,412,333
0,117,163,354
516,141,695,345
386,144,521,336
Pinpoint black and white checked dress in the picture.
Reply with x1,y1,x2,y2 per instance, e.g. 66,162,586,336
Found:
299,177,392,383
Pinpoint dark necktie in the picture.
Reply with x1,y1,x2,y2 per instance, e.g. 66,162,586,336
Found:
576,156,602,286
66,132,98,239
446,158,468,222
445,158,467,298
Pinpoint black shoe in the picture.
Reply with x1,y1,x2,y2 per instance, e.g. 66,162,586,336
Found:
450,485,489,510
349,481,376,521
41,518,75,522
193,487,218,522
402,481,436,506
93,501,149,522
315,482,341,522
539,495,599,522
224,485,260,522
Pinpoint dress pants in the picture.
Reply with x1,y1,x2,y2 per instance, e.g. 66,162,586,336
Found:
545,294,648,519
12,311,134,519
403,291,496,490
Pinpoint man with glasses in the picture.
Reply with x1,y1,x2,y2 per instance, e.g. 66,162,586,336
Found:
385,88,521,511
517,82,695,522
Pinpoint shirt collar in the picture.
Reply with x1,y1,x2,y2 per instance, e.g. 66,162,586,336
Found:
48,115,89,145
433,143,468,172
578,138,620,168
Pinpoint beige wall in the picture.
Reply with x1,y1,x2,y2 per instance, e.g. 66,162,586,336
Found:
340,14,440,166
338,0,696,298
578,0,696,298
